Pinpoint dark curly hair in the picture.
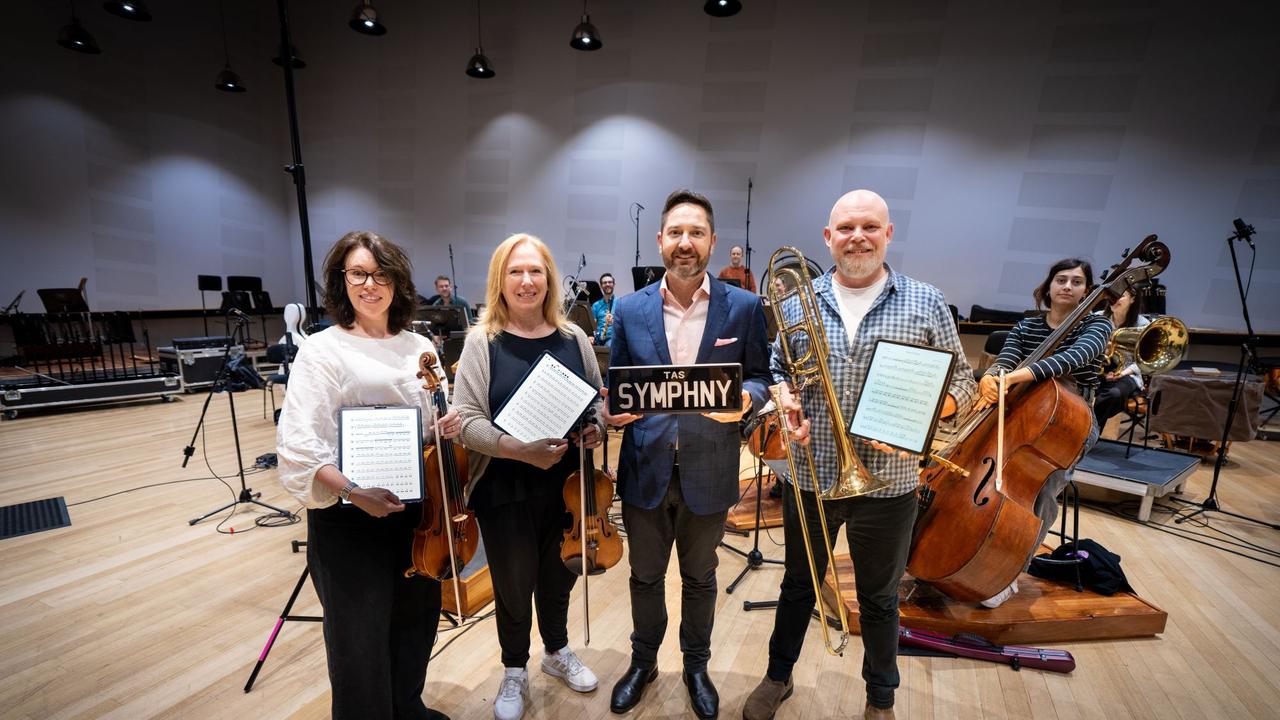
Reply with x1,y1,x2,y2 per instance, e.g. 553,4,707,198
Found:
321,230,418,333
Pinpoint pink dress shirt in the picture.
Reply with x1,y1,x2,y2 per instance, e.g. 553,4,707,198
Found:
660,273,712,365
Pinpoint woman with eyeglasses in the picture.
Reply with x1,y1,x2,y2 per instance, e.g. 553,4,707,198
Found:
276,230,459,720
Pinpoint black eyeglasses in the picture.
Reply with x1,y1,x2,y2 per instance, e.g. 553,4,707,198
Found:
344,268,392,286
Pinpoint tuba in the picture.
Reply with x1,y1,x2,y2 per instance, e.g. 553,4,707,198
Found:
765,246,892,656
1102,315,1188,376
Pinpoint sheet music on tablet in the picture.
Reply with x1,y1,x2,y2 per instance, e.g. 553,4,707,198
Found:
338,406,424,503
493,351,598,443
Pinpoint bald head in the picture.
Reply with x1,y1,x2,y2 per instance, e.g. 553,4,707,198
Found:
829,189,890,227
823,188,893,288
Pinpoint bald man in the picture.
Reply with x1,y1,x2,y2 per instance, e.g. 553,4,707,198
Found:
716,245,756,293
743,190,975,720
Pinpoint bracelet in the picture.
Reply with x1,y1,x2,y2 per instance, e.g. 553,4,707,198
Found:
338,480,359,501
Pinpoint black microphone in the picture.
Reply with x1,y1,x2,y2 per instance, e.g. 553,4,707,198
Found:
636,202,645,210
1233,217,1256,248
228,307,251,322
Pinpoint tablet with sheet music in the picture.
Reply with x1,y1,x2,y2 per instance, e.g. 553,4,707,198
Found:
847,340,957,455
337,405,424,503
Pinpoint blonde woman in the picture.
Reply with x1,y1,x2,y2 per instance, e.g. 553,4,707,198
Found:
451,234,605,720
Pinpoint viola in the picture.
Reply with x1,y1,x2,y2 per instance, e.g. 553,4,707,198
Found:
405,352,479,602
908,236,1171,602
561,446,623,577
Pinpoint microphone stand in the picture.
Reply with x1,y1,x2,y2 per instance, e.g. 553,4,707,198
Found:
185,312,295,526
1176,219,1278,529
449,243,459,298
631,202,643,268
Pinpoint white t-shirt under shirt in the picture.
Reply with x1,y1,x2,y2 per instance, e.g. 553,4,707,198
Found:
831,272,889,345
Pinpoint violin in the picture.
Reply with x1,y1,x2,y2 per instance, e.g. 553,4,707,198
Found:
561,416,623,645
908,236,1170,602
405,352,479,609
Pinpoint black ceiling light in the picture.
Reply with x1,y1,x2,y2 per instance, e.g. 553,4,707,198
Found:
703,0,742,17
569,1,602,51
214,0,245,92
272,43,306,69
465,0,494,78
57,2,101,54
348,1,386,36
103,1,152,21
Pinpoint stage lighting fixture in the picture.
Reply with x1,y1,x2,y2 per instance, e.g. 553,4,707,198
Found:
569,2,602,51
466,0,494,78
215,0,244,92
272,43,306,69
348,1,386,36
103,1,152,21
704,0,742,17
58,16,101,54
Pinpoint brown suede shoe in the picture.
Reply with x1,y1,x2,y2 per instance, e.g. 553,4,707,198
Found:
742,676,793,720
864,702,895,719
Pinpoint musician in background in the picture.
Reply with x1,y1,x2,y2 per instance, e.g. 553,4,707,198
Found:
276,230,460,720
590,272,617,345
975,258,1111,607
428,275,473,322
603,189,771,719
744,189,974,720
1093,289,1151,428
717,244,757,293
451,233,604,720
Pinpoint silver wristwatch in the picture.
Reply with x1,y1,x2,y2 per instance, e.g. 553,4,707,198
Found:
339,481,359,502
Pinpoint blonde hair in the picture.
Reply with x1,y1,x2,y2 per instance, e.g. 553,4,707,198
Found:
477,233,570,338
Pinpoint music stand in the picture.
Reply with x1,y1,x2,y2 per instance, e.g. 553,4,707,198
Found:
227,275,263,293
580,280,603,305
251,290,274,347
198,275,222,336
418,306,468,335
631,266,665,292
37,288,91,314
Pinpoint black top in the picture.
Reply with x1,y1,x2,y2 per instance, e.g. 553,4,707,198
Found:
469,329,587,512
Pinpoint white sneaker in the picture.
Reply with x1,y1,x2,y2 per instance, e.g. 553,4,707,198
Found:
980,579,1019,609
540,646,598,692
493,667,528,720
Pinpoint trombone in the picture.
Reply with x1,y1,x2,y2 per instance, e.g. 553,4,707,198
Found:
766,246,893,656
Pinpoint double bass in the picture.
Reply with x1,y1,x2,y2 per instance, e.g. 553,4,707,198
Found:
405,352,479,617
560,414,623,645
908,237,1170,601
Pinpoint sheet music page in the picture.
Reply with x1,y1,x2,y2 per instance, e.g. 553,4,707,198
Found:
493,352,598,443
339,406,423,502
848,341,955,454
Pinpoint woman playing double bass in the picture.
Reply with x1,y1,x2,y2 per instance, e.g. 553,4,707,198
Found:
451,233,606,720
974,257,1112,607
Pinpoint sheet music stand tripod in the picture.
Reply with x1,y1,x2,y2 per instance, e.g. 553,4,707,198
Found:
720,417,784,594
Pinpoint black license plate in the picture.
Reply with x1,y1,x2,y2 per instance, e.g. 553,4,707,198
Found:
607,363,742,414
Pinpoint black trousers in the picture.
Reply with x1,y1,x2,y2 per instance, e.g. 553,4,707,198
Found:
475,490,577,668
621,466,728,673
765,484,917,710
307,504,442,720
1094,375,1140,427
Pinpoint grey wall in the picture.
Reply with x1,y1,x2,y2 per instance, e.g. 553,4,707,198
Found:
3,0,1279,331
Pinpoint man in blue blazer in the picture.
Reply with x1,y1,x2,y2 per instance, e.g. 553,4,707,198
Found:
602,189,771,719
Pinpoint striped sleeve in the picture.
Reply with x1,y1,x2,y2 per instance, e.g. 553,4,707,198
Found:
1023,314,1112,382
988,319,1031,375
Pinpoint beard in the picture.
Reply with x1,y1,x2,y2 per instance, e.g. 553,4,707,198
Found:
665,250,709,280
836,246,883,282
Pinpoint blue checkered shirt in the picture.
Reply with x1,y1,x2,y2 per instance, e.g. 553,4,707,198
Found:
769,266,976,498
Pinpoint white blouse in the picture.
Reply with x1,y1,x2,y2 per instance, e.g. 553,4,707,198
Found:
275,326,446,509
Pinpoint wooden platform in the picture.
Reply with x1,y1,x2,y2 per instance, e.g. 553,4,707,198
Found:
725,474,784,531
821,549,1168,645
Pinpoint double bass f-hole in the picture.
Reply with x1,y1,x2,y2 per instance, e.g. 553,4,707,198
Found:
972,457,996,508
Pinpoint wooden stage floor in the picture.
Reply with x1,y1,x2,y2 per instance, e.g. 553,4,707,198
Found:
2,392,1279,719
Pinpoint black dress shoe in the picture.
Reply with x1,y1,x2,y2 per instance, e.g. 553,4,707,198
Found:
610,664,658,714
683,669,719,719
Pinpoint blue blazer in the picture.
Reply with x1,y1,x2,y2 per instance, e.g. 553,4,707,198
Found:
609,275,772,515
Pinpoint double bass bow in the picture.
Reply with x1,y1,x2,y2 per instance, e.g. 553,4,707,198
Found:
405,352,479,618
560,412,623,645
908,236,1170,602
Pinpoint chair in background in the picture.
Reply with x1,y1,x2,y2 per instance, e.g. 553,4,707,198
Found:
262,338,299,422
973,330,1010,380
